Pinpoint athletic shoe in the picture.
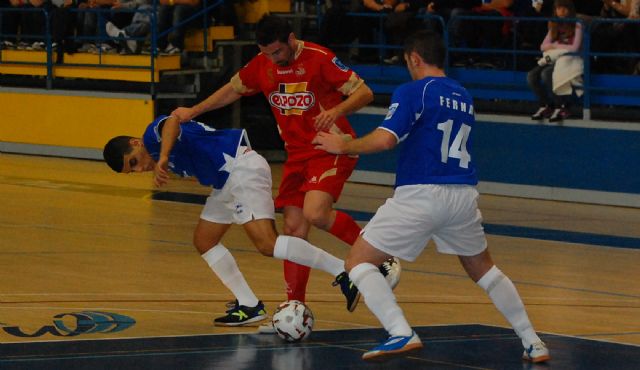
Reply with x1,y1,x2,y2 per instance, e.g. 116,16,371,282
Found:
162,43,181,55
548,107,570,122
531,106,553,120
379,257,401,289
522,341,550,363
257,320,277,334
332,271,361,312
105,21,121,38
362,331,423,361
213,300,268,327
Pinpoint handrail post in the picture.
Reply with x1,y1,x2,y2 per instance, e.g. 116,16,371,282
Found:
202,0,209,69
582,19,592,120
45,8,52,89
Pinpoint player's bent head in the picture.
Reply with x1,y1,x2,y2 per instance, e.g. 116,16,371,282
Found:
404,30,445,69
256,14,292,46
104,136,135,173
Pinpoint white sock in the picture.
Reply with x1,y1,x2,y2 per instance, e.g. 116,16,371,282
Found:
201,244,259,308
273,235,344,277
350,262,412,337
477,265,541,348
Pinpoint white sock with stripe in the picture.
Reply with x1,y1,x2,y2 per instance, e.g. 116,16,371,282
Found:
201,244,259,308
350,262,412,337
477,265,541,348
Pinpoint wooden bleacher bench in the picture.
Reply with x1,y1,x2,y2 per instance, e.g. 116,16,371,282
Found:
0,49,180,83
184,25,235,52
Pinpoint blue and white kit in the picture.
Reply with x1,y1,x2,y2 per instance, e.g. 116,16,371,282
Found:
362,77,487,260
143,115,275,224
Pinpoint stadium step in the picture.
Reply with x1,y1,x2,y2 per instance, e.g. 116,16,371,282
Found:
0,49,180,83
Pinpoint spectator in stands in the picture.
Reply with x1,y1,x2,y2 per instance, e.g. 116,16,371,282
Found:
383,0,432,64
351,0,396,63
592,0,640,74
50,0,80,61
449,0,514,67
104,0,152,54
76,0,100,52
527,0,582,122
511,0,553,53
14,0,49,51
1,0,21,49
157,0,201,55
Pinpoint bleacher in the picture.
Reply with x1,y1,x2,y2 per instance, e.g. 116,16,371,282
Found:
2,3,640,157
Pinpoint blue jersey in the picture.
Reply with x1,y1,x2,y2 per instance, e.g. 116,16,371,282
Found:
143,115,250,189
379,76,478,187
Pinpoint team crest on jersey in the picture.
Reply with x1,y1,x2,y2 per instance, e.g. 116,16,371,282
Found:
268,82,316,115
385,103,399,120
332,57,349,72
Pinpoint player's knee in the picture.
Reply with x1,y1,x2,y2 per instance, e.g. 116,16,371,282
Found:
193,232,220,255
302,208,331,229
253,236,275,257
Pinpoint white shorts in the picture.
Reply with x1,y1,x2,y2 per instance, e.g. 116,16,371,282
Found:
361,184,487,262
200,149,275,225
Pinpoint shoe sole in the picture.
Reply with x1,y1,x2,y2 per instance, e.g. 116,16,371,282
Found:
213,314,268,327
347,292,361,312
523,354,551,363
257,323,276,334
362,342,423,361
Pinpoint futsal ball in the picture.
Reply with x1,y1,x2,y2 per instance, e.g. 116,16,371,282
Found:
272,300,314,342
380,256,402,289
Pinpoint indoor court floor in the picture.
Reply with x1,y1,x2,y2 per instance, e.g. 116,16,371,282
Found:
1,153,639,369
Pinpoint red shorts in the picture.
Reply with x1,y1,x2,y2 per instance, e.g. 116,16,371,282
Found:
275,153,358,209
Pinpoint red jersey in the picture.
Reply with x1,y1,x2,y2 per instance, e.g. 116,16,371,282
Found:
230,40,364,161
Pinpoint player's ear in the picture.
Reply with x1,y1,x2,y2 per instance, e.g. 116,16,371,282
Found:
288,32,296,45
129,138,142,148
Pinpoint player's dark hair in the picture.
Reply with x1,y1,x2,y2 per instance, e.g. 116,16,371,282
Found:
103,136,135,173
256,14,292,46
404,30,445,69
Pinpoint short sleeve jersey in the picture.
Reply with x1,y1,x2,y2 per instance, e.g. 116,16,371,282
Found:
231,40,363,161
379,77,478,187
143,115,249,189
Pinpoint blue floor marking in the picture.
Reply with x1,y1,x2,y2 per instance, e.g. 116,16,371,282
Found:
151,191,640,250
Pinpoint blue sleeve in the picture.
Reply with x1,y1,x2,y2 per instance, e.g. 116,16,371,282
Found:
379,84,416,142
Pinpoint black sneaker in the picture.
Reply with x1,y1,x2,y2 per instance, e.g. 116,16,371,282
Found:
213,300,268,327
332,272,361,312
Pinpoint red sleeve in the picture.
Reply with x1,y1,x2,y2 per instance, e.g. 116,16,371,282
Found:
230,56,263,96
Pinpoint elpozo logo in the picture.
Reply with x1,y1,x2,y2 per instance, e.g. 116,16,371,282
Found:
2,311,135,337
268,82,315,116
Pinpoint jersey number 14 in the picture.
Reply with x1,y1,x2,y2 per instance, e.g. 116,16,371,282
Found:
437,119,471,169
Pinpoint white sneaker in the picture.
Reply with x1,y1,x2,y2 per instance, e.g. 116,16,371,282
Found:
162,43,180,55
362,331,423,361
105,21,121,38
522,341,550,363
257,320,276,334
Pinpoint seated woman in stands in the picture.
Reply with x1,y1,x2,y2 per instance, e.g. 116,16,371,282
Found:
527,0,582,122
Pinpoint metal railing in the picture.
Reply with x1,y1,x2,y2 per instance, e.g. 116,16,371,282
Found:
0,0,223,93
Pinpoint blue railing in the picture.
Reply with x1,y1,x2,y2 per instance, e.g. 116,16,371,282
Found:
332,12,640,116
0,0,223,93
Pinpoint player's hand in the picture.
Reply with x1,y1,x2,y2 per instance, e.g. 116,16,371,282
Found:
313,107,340,132
312,131,346,154
171,107,195,122
153,156,170,187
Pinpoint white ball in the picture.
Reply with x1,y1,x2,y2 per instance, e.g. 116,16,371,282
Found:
380,256,402,289
272,300,314,342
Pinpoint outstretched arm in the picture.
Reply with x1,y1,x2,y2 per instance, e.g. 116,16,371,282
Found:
172,83,242,122
312,128,397,155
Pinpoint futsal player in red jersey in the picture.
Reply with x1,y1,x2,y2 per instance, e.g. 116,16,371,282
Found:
171,15,399,324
